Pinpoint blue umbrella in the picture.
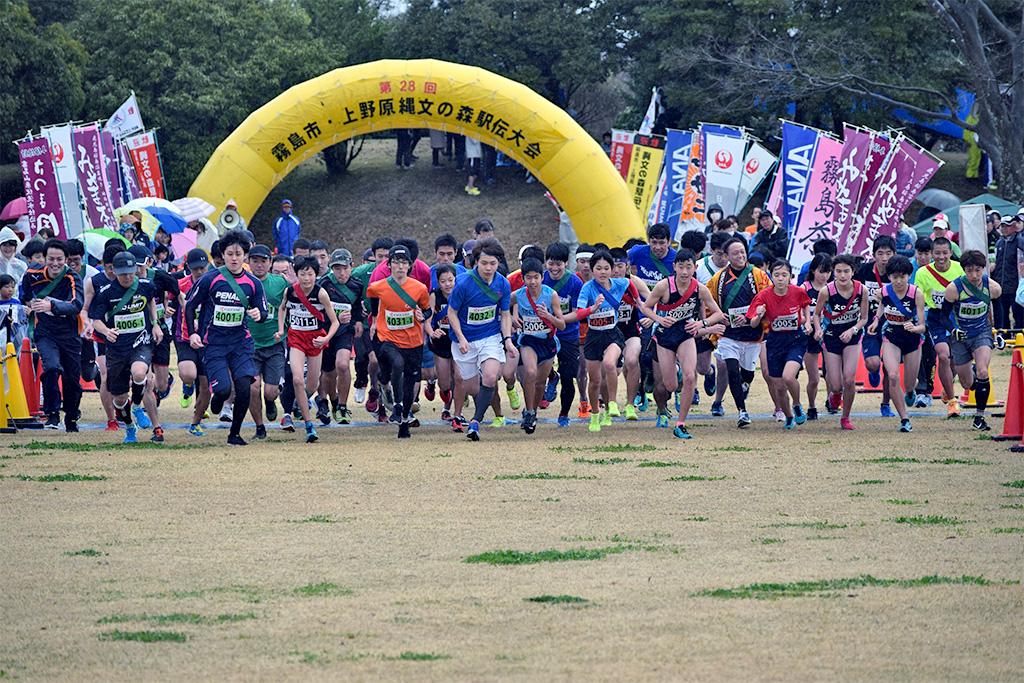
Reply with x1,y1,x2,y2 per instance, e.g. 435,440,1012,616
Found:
147,206,188,234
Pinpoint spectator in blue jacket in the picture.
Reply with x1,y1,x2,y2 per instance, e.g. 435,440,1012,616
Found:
273,199,301,256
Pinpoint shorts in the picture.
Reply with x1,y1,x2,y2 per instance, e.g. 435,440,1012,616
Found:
765,332,807,378
287,328,326,357
714,336,761,372
951,330,992,366
882,331,923,357
152,330,171,367
822,328,863,356
805,336,822,356
105,344,154,395
696,337,714,354
862,329,883,359
322,330,355,373
175,340,206,376
204,337,256,395
378,342,424,384
583,327,625,362
452,333,506,380
518,334,558,364
655,322,694,352
254,342,287,386
555,338,580,379
617,320,640,340
926,309,950,347
428,333,453,359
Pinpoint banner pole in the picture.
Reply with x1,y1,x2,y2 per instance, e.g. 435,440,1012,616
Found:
151,128,169,198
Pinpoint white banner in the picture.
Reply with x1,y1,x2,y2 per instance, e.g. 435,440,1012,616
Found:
638,87,661,136
702,133,747,219
735,141,777,214
40,124,86,238
103,92,145,139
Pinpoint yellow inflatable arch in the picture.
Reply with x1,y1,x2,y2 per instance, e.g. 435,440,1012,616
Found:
188,59,642,245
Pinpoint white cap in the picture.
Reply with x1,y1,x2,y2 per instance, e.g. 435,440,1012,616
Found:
932,218,949,230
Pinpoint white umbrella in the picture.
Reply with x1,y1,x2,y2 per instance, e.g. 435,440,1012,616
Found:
121,197,182,215
172,197,217,222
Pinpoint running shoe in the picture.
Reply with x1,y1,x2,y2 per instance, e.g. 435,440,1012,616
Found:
305,422,318,443
44,414,61,430
607,401,620,418
411,401,420,414
180,382,195,409
826,391,842,414
254,424,267,440
915,394,932,408
64,420,79,433
691,389,700,406
899,418,913,433
467,419,481,440
588,414,601,432
578,401,591,419
156,374,174,403
600,410,612,427
354,386,366,404
105,419,119,432
737,410,752,429
338,406,352,425
946,399,961,419
507,386,521,410
773,409,785,422
793,404,806,425
904,392,917,408
972,414,991,431
133,405,152,429
703,366,716,396
840,417,856,430
539,399,550,409
150,427,164,443
522,410,537,435
673,424,691,439
451,415,466,433
124,424,138,443
376,405,389,423
424,380,437,402
544,372,559,403
465,186,481,196
316,398,331,425
784,416,795,430
491,416,506,428
188,423,205,437
398,421,411,438
710,401,725,417
880,403,896,417
868,369,881,388
265,397,278,422
331,403,342,423
441,408,452,423
219,404,232,423
624,404,638,421
806,407,818,421
557,415,570,428
389,404,402,424
366,388,379,413
655,413,670,428
407,416,421,428
227,434,248,446
281,415,295,432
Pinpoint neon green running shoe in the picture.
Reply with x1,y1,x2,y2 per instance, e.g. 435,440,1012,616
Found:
607,400,620,418
600,410,612,426
624,404,638,421
588,414,601,432
491,415,506,428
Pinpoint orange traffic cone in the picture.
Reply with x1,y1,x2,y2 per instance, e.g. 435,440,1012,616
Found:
80,378,97,392
19,338,39,416
995,349,1024,441
855,355,881,393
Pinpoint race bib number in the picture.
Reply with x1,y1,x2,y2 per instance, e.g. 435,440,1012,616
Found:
213,304,244,327
931,291,946,307
437,314,450,330
559,296,572,314
617,301,633,322
728,306,749,328
959,302,987,320
521,314,548,336
467,305,496,325
772,314,799,332
333,302,352,318
155,303,165,320
589,308,616,331
831,308,858,325
114,311,145,333
385,309,414,330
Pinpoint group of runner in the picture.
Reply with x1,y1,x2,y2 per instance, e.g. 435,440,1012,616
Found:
19,222,1002,443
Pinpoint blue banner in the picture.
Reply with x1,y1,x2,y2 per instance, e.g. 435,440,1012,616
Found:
780,121,820,235
655,129,693,232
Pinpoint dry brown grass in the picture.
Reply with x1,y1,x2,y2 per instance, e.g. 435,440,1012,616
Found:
2,353,1023,681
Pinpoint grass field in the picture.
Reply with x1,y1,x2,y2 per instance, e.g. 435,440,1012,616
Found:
2,354,1023,681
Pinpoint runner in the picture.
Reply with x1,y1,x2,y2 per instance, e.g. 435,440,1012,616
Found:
867,256,926,432
746,260,813,429
511,257,565,433
129,244,179,436
317,248,363,425
706,237,772,428
425,234,467,405
425,263,458,423
270,254,299,430
173,249,213,436
611,247,650,421
365,244,431,438
574,244,594,417
577,249,640,432
801,253,832,420
185,231,269,446
246,244,289,440
697,231,731,415
88,251,162,444
83,246,121,430
856,236,896,415
445,239,516,441
913,237,965,418
542,242,585,427
640,248,724,438
352,237,392,413
813,254,869,430
275,256,340,443
944,249,1002,431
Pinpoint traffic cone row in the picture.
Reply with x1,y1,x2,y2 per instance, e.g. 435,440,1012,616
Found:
2,340,41,431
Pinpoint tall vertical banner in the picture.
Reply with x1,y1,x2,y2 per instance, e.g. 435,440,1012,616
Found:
849,142,916,258
610,129,634,180
763,161,784,218
118,142,142,201
678,134,705,233
653,129,694,237
735,141,777,214
624,134,666,220
787,135,843,268
855,131,893,216
703,132,748,218
17,139,67,239
893,140,942,220
638,87,661,135
40,124,86,238
124,130,166,199
73,124,117,230
699,124,744,201
832,125,874,251
99,130,123,210
646,169,667,226
779,121,821,235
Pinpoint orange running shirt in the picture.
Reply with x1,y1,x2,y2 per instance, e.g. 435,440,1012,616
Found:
366,276,429,349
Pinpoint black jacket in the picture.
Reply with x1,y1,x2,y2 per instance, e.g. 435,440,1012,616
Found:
20,266,84,338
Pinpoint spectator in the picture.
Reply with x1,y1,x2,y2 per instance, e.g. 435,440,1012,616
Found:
0,273,27,354
986,210,1001,251
429,129,446,168
704,204,724,235
273,199,301,256
395,129,413,169
190,218,218,255
744,207,763,235
797,238,837,284
0,226,27,286
601,131,612,155
749,210,789,262
929,216,960,257
994,214,1022,328
895,220,917,258
465,136,482,196
154,227,176,265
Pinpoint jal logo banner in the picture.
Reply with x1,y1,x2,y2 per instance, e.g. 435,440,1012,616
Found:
703,131,747,216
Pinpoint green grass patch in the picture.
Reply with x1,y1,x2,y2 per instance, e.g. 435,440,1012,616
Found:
849,492,866,498
494,472,596,480
974,434,993,440
892,515,965,526
550,444,662,453
852,479,890,486
866,456,920,464
886,499,928,506
695,574,1004,600
293,582,352,597
465,546,628,565
756,537,783,545
993,527,1024,534
999,503,1024,510
98,629,188,643
666,475,726,482
15,473,106,482
9,440,212,452
387,652,450,661
541,497,560,502
704,445,760,452
524,594,589,604
1002,480,1024,489
159,585,264,602
431,452,453,458
571,456,631,465
288,515,336,524
683,516,708,521
637,460,697,468
765,521,847,530
929,458,990,465
64,548,104,557
99,612,258,626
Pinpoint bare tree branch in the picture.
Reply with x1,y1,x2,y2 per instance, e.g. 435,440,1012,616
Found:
974,0,1018,42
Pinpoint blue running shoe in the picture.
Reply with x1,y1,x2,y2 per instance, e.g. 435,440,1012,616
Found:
691,389,700,406
868,369,881,388
673,424,692,439
467,419,480,441
656,413,670,428
124,424,138,444
557,415,570,428
880,403,896,417
187,423,205,437
305,423,318,443
156,374,174,402
634,392,649,412
784,416,796,430
132,405,152,429
710,401,725,417
793,404,807,425
544,372,559,403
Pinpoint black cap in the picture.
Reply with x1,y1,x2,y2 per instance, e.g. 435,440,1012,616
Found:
249,244,272,260
113,252,138,276
388,244,412,262
128,244,152,263
186,248,210,269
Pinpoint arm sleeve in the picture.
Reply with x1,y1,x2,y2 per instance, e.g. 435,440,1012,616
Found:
252,279,268,323
158,270,180,297
49,273,84,317
184,274,208,336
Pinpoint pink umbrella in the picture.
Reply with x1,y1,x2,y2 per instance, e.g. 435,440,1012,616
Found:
0,197,27,221
171,229,197,261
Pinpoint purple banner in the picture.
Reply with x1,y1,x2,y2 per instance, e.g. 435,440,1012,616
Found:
119,141,141,201
787,135,843,268
73,124,116,229
18,138,67,239
892,140,942,221
850,143,917,258
832,125,873,251
100,130,123,209
855,131,892,217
